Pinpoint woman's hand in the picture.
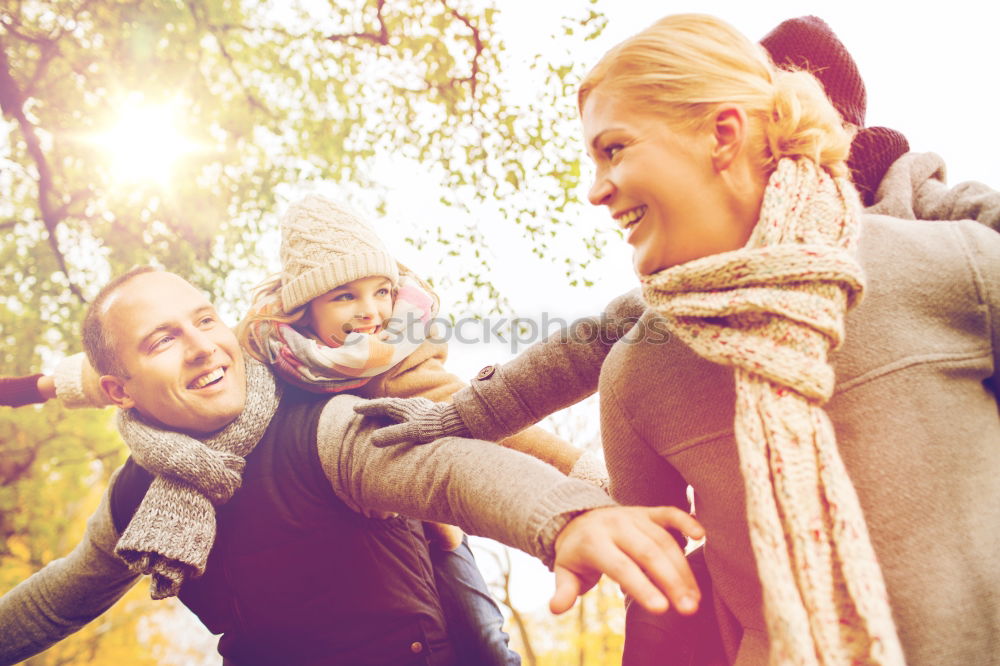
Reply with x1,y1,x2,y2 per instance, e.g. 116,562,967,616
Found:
550,506,705,616
353,396,471,446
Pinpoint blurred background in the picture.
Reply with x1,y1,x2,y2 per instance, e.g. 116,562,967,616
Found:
2,1,995,663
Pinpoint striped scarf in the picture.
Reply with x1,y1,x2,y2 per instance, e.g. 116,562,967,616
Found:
641,158,904,665
250,276,436,393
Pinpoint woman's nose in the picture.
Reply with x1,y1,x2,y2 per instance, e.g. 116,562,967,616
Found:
588,171,614,206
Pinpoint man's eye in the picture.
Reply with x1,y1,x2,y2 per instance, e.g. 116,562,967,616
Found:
152,336,174,349
199,316,215,327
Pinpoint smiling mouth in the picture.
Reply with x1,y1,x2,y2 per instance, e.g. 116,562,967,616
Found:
189,367,225,389
618,206,647,233
350,324,380,335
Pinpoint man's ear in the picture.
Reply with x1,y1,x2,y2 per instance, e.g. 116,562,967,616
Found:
99,375,135,409
711,104,748,172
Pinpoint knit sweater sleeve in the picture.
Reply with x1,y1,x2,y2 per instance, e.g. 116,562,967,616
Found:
956,219,1000,395
0,473,138,665
314,394,616,567
869,152,1000,232
451,289,646,442
381,340,594,473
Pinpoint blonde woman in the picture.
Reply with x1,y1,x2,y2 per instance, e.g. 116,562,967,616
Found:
361,14,1000,666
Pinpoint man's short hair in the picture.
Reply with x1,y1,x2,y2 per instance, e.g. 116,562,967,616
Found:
81,265,160,377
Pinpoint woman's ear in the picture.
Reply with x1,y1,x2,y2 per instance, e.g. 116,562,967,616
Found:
99,375,135,409
711,104,748,172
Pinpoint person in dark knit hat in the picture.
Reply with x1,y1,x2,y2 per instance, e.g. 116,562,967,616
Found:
760,15,911,207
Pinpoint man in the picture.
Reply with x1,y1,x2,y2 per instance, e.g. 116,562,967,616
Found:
0,267,703,666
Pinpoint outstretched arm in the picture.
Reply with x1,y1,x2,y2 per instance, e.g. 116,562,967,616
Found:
869,152,1000,232
0,480,138,664
354,290,646,446
320,394,703,615
0,354,111,410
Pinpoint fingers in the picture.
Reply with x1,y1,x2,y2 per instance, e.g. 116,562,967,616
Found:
550,565,588,614
353,398,404,420
369,424,415,447
647,505,705,541
553,506,705,618
626,510,701,615
598,546,671,615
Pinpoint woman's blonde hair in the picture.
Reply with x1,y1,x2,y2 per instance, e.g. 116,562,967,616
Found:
236,261,439,363
578,14,853,178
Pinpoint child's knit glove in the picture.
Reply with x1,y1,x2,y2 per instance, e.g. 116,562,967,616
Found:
353,397,471,447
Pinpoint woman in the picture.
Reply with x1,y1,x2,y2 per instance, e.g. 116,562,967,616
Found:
361,14,1000,665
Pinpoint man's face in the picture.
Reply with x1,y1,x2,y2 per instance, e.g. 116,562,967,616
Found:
100,271,247,435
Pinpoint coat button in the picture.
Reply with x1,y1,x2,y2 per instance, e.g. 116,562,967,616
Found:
476,365,496,380
410,641,424,653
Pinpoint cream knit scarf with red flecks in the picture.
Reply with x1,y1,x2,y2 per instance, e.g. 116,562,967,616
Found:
641,158,904,665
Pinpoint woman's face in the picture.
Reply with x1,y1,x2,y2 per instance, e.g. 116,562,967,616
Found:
581,89,753,275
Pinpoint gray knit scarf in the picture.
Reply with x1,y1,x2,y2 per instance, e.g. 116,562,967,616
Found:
113,356,281,599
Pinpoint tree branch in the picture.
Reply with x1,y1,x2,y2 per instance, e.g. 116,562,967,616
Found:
325,0,389,46
0,37,87,303
441,0,482,96
184,1,274,117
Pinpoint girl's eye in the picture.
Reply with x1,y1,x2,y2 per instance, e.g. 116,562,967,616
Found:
332,293,353,302
376,288,391,297
604,143,624,160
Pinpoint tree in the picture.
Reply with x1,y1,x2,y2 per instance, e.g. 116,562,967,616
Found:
2,0,610,660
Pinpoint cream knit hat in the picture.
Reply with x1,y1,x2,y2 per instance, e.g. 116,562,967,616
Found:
279,195,399,311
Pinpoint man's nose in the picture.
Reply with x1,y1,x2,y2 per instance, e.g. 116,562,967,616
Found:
185,327,217,361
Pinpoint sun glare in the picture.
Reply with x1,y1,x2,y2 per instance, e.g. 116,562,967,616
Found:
98,99,196,185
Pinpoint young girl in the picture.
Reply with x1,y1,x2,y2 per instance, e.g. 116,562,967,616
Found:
237,195,606,664
5,194,605,665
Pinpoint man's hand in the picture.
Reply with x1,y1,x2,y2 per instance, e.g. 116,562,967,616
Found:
550,506,704,616
353,397,471,447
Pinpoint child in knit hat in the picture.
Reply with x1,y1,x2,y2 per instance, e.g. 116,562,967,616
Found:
5,194,601,664
235,194,535,664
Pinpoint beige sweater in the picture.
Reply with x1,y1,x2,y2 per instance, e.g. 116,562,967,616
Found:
599,216,999,664
0,392,614,664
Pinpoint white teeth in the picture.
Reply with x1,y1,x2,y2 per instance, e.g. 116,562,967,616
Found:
190,367,224,389
619,206,647,229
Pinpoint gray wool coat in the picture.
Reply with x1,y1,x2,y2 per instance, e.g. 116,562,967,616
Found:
451,153,1000,664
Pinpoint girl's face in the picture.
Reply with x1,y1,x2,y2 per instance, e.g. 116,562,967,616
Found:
581,89,753,275
305,275,394,347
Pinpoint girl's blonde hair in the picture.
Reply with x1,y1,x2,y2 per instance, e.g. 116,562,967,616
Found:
237,261,439,364
578,13,853,178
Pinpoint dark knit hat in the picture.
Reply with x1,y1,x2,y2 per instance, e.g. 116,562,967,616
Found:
761,16,866,127
761,16,909,206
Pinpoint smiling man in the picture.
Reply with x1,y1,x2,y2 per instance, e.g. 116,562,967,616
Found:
0,267,704,666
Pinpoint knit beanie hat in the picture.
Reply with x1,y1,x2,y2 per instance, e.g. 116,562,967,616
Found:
760,16,910,207
279,195,399,312
760,15,866,127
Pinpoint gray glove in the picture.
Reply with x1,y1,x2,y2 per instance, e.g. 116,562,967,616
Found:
353,397,472,447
